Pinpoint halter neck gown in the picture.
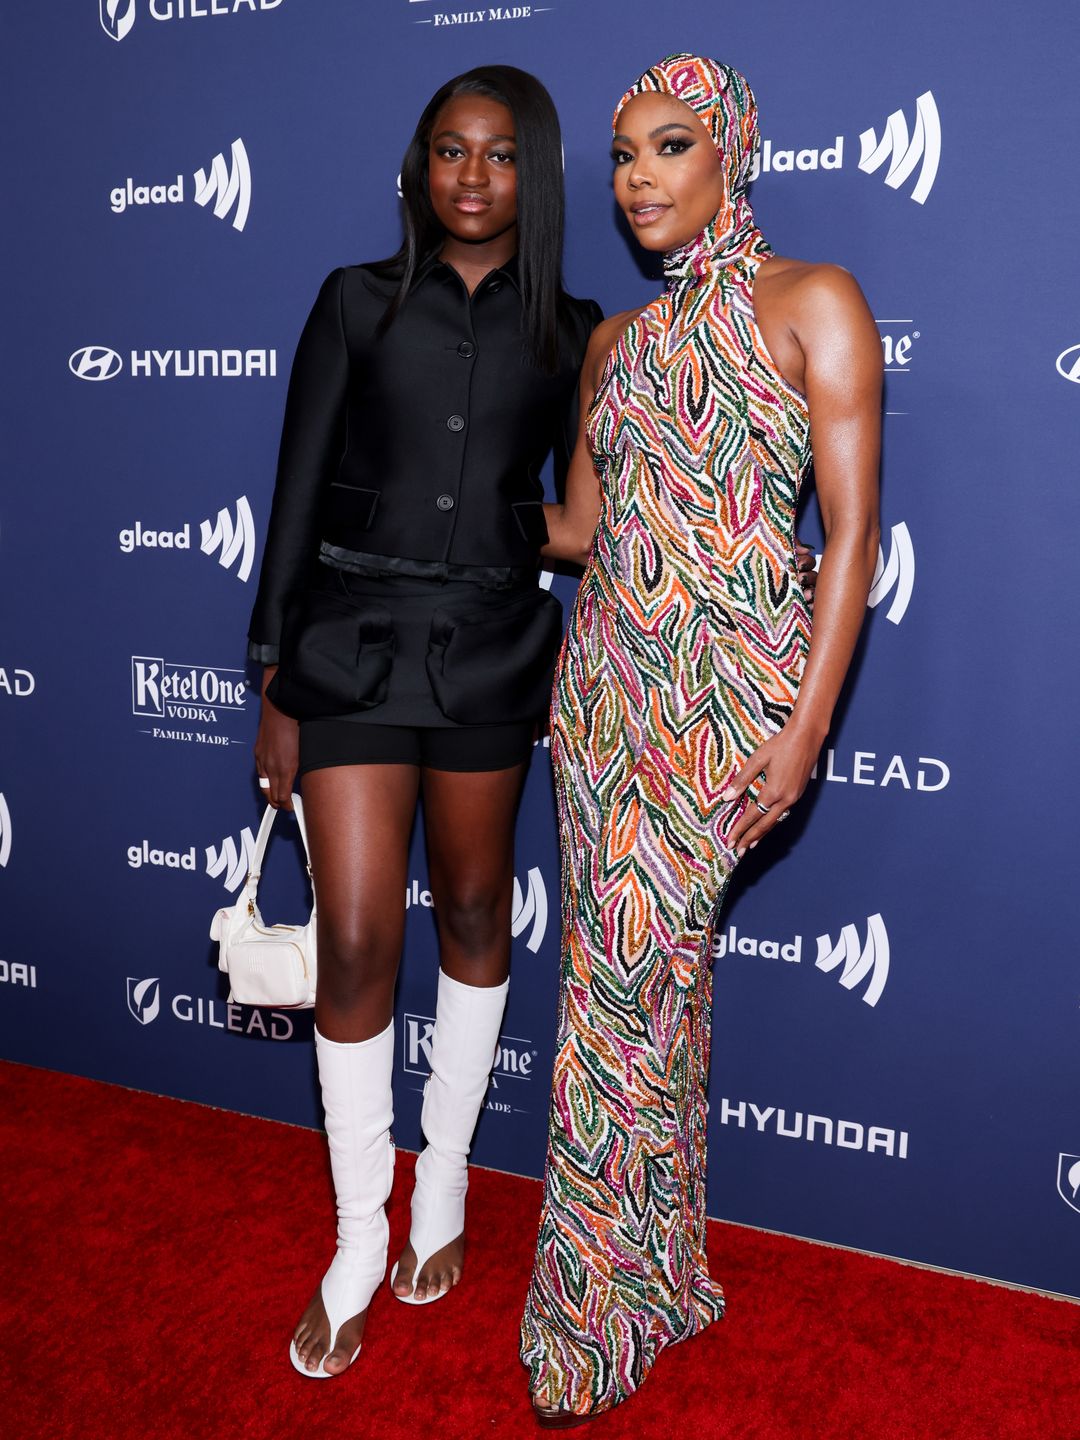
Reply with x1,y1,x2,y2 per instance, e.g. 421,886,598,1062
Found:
521,213,813,1414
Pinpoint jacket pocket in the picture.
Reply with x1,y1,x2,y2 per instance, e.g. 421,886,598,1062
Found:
511,500,549,547
268,589,394,720
425,587,563,725
327,481,380,532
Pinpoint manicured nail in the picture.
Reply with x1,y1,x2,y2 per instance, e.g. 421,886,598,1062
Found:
722,787,736,801
750,841,758,850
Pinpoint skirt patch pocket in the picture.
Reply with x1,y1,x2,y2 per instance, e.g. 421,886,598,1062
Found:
426,587,563,725
268,590,394,720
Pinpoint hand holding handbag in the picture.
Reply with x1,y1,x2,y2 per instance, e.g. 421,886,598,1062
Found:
210,795,317,1008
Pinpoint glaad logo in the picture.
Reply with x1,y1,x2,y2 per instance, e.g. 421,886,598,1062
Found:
750,92,941,204
193,139,251,232
70,346,276,380
1055,345,1080,384
109,140,251,232
814,914,889,1008
717,1097,909,1159
126,826,255,891
125,976,295,1039
404,868,549,952
1057,1154,1080,1215
858,92,941,206
101,0,136,41
119,497,256,585
127,976,161,1025
0,792,11,868
69,346,123,382
200,497,255,581
512,866,548,953
867,522,915,625
205,827,256,892
715,913,890,1006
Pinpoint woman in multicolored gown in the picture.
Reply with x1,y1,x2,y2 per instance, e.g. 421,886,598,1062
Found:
522,55,883,1425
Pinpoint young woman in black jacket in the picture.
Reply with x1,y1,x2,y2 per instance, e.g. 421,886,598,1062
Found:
247,66,601,1379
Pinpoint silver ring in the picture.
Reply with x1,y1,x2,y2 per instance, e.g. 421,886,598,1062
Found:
754,799,770,815
779,809,791,822
258,777,270,789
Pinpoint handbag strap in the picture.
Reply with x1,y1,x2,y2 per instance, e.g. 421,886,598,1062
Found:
242,794,315,914
248,794,310,879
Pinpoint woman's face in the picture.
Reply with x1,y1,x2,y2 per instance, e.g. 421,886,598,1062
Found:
611,91,726,253
427,94,519,245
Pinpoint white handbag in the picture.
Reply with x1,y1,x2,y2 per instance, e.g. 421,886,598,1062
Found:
210,795,317,1008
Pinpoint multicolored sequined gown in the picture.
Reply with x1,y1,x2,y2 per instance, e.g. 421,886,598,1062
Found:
520,211,813,1413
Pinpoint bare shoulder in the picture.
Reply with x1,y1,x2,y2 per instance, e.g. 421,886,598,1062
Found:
758,256,869,316
587,306,644,356
762,257,880,374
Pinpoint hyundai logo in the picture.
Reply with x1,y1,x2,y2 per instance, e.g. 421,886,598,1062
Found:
69,346,123,382
1055,344,1080,384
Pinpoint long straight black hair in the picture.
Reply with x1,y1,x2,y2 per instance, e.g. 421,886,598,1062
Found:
372,65,567,374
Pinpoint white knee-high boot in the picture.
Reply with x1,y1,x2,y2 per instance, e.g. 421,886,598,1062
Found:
290,1020,395,1377
392,969,509,1304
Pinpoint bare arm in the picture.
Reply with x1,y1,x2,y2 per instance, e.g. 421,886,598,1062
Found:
543,311,639,566
726,265,882,850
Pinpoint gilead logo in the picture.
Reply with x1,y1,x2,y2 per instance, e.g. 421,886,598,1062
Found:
101,0,135,41
125,976,295,1038
0,669,35,698
1057,1154,1080,1215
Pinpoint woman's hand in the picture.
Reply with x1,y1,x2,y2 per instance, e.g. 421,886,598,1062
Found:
794,535,818,605
722,720,824,855
253,666,298,811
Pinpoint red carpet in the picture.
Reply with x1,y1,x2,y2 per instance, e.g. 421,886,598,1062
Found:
2,1061,1078,1440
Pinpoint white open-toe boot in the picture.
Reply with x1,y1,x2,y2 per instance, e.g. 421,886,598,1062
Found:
391,969,508,1305
290,1020,395,1377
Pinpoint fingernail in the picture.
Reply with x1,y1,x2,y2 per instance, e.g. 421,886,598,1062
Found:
750,841,758,850
735,846,745,857
722,787,736,801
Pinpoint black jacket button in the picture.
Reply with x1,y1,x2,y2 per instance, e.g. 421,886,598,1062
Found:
436,494,455,512
447,414,465,432
457,341,476,358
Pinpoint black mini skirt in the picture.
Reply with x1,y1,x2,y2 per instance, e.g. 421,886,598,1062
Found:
267,560,563,732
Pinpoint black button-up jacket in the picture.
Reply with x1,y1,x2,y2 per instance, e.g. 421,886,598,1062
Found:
247,259,602,662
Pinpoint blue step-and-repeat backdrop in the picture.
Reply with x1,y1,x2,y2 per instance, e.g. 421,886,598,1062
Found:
2,1,1078,1301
